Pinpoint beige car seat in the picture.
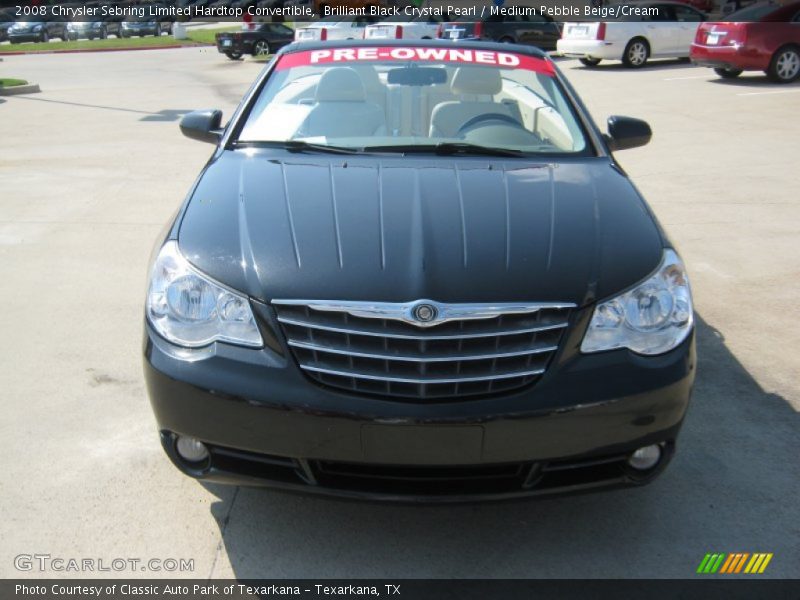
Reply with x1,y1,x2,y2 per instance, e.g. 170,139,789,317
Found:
299,67,387,139
428,68,514,138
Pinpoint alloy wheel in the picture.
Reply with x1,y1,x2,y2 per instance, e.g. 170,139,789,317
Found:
628,42,647,67
775,49,800,82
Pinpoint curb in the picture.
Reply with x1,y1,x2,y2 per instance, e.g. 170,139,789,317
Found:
0,83,41,95
0,42,213,56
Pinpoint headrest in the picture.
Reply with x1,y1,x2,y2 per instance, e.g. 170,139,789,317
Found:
450,67,502,95
315,68,366,103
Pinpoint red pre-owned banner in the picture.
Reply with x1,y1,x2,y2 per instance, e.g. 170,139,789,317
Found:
275,47,555,77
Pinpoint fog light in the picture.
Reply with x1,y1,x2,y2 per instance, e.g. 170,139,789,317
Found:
175,436,209,463
627,444,661,471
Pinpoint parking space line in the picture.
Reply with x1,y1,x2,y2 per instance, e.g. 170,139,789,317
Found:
737,88,800,96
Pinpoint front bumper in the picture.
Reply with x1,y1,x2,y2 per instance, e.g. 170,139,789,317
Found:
7,32,45,42
557,39,620,61
121,26,156,36
144,304,696,501
66,28,100,39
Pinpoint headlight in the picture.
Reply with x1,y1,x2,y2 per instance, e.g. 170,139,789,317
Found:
33,25,43,32
581,249,693,355
146,241,263,348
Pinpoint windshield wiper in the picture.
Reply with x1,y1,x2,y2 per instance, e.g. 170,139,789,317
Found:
433,143,529,157
235,140,363,155
363,143,528,157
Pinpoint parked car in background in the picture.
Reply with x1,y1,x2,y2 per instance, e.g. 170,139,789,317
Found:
120,14,172,38
7,17,68,43
65,19,123,40
294,16,379,41
558,2,707,67
284,0,382,16
438,14,562,51
690,1,800,82
216,22,294,59
0,8,16,42
365,14,444,40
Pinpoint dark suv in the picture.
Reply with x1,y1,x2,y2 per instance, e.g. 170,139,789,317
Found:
438,14,562,50
7,17,68,43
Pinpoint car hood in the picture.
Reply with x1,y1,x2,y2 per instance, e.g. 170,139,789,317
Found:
178,150,665,306
10,23,39,31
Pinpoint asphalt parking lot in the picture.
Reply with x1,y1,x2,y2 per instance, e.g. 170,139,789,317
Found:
1,47,798,579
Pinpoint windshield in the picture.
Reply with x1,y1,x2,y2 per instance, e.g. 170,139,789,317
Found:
238,46,590,155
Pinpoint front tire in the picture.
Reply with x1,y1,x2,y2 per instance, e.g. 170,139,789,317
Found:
714,66,742,79
40,31,49,43
622,38,649,68
768,45,800,83
580,57,602,67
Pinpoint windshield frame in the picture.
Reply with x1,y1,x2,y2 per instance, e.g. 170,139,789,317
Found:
223,41,606,160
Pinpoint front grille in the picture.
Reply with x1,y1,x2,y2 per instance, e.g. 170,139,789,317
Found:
313,455,631,497
199,441,639,499
313,460,532,496
273,300,573,400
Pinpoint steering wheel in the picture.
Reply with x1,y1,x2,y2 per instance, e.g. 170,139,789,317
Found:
456,113,524,136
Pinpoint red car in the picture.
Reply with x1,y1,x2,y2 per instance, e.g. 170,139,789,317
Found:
690,1,800,82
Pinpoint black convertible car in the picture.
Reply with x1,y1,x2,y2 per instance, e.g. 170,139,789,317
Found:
215,22,294,60
144,40,695,502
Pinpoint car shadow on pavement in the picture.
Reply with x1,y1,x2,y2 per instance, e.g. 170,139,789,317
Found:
568,58,698,71
202,314,799,578
708,75,800,88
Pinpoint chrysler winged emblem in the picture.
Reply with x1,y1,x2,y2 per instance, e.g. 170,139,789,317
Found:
272,299,575,328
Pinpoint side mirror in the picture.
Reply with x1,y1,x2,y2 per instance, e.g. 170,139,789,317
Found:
180,109,223,144
605,116,652,151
